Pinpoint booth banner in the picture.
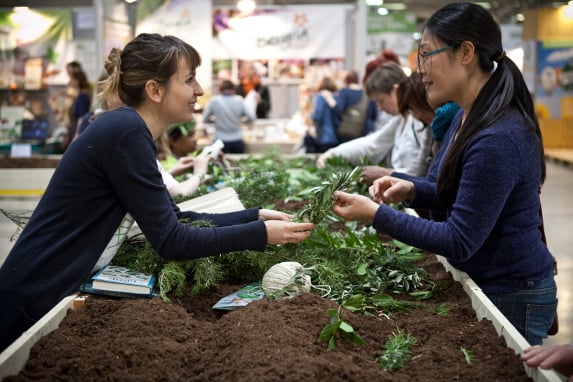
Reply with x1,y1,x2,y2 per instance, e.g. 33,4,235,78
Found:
136,0,213,94
535,40,573,119
0,9,73,87
212,6,347,60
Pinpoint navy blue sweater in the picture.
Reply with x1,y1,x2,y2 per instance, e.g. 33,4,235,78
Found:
373,110,554,294
0,107,267,351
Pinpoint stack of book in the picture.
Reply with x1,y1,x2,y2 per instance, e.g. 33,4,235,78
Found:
80,265,157,298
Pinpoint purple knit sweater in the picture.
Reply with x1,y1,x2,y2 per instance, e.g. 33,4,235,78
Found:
373,110,554,294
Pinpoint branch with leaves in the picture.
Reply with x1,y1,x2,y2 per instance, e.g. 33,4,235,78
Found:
296,167,360,224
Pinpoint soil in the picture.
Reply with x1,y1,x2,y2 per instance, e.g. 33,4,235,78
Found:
5,254,531,382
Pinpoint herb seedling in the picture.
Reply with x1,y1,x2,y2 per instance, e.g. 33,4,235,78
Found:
461,347,476,365
435,304,449,316
378,328,417,371
319,307,366,351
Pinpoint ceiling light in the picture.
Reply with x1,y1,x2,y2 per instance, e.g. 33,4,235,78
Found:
377,7,389,16
515,13,525,22
365,0,384,6
237,0,256,13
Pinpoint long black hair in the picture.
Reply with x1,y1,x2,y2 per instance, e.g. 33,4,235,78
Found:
427,2,545,205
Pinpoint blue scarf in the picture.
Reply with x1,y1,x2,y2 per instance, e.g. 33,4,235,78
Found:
432,102,460,141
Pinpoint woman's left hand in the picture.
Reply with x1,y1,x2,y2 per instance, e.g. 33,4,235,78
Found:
259,209,293,222
332,191,379,223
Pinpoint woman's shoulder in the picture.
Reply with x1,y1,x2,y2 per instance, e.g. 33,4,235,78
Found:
90,107,146,134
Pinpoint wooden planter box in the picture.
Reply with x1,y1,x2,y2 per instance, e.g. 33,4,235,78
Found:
0,178,565,381
0,256,564,381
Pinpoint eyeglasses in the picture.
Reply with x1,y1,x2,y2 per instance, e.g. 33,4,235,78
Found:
417,45,454,69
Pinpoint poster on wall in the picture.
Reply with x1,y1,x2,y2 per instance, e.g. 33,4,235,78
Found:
0,9,73,88
212,5,347,61
535,40,573,119
366,12,417,66
136,0,213,96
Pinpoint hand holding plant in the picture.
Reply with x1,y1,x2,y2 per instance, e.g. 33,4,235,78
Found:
331,191,379,223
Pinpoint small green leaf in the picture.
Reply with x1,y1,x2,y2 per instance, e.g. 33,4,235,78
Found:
356,263,368,276
339,321,354,333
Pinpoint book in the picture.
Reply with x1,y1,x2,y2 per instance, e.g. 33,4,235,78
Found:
79,280,157,299
90,265,157,295
212,283,265,310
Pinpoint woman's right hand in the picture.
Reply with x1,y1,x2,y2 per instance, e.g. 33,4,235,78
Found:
370,176,415,204
264,220,315,245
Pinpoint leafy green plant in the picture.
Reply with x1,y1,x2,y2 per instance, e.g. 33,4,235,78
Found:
341,293,423,317
235,166,290,208
378,328,418,371
190,257,224,295
319,307,366,351
461,347,476,365
108,155,436,308
409,279,449,300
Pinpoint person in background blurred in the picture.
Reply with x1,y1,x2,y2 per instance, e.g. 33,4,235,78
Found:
359,101,461,187
74,71,123,139
317,65,432,179
67,69,92,149
333,69,378,142
363,50,401,129
203,79,254,154
236,61,271,119
305,76,340,153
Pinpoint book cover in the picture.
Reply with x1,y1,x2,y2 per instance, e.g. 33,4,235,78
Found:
91,265,157,295
212,283,265,310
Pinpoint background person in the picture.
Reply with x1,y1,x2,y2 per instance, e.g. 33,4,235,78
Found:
236,61,271,119
334,69,378,141
202,79,255,154
305,76,340,153
359,101,461,187
363,49,401,130
316,65,432,179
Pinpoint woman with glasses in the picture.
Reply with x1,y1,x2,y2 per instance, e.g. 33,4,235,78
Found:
331,2,556,346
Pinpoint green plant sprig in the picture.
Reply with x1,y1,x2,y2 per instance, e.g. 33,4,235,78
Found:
296,167,360,224
461,347,476,365
378,328,418,371
319,307,367,351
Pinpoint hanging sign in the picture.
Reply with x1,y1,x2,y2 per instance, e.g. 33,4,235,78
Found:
211,5,347,60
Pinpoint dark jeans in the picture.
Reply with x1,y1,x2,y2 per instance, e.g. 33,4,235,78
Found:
222,140,245,154
487,273,557,345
